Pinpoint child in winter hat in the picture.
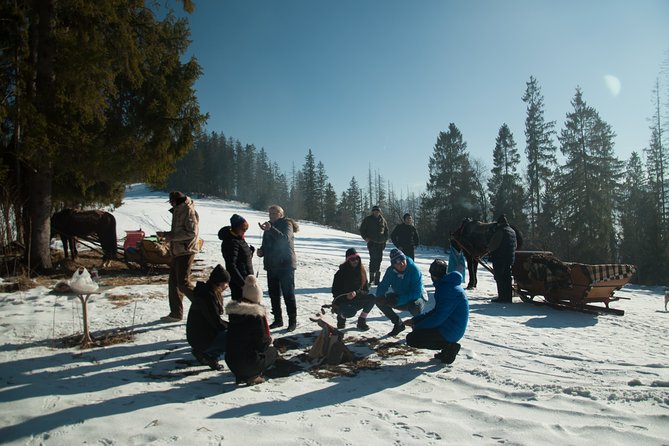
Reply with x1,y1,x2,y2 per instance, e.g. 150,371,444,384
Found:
242,275,263,304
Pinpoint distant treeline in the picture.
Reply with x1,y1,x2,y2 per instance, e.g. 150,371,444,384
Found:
167,78,669,285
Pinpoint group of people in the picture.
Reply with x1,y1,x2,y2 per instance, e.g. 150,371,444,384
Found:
156,191,513,384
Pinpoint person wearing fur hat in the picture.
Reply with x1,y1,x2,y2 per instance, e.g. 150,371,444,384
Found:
404,260,469,364
331,248,375,331
375,248,428,337
390,213,420,260
187,264,230,371
218,213,255,302
225,275,278,385
257,205,299,331
359,205,389,285
157,191,200,322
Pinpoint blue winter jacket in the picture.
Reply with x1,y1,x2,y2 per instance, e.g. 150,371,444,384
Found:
376,257,427,307
412,271,469,343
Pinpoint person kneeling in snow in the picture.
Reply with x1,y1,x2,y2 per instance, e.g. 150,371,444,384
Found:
225,275,278,385
187,264,230,371
375,248,428,337
404,259,469,364
331,248,375,331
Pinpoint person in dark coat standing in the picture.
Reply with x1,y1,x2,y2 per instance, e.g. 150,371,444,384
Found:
257,205,299,331
359,205,389,285
187,264,230,371
218,213,255,302
404,260,468,364
390,213,420,260
331,248,375,331
225,275,278,386
488,214,517,304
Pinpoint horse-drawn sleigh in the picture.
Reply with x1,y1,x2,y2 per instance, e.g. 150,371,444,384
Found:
51,210,192,271
452,218,636,315
512,251,636,315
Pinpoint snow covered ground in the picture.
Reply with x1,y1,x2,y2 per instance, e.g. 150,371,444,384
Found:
0,184,667,445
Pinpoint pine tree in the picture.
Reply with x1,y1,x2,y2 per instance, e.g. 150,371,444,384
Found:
300,149,319,222
556,88,622,263
487,123,527,230
522,76,557,240
423,123,480,246
619,152,659,283
1,1,205,269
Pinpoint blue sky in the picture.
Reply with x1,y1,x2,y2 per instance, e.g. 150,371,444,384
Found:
180,0,669,195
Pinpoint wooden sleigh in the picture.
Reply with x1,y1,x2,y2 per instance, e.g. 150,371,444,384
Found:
512,251,637,315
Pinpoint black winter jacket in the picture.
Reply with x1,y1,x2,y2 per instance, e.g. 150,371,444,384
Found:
186,281,227,353
218,225,254,299
390,223,420,250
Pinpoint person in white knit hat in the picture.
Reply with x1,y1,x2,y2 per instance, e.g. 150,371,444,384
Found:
224,275,278,385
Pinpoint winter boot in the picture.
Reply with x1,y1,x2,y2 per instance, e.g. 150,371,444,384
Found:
374,271,380,285
387,321,405,337
287,315,297,332
269,319,284,329
356,317,370,331
337,315,346,329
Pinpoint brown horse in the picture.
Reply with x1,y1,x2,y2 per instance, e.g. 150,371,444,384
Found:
451,218,523,289
51,209,118,263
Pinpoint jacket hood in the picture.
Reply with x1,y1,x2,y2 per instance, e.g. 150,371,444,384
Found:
225,300,266,318
436,271,463,287
287,218,300,233
218,225,233,240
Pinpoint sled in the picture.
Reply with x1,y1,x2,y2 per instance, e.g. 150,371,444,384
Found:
124,232,173,268
122,229,205,271
512,251,636,315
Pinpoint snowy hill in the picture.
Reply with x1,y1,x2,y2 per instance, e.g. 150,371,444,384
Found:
0,184,667,445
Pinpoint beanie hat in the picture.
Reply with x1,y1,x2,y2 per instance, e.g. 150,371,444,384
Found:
429,259,448,280
168,191,186,203
372,205,380,211
497,214,509,225
390,248,406,265
242,275,263,304
209,264,230,285
230,213,247,229
345,248,360,262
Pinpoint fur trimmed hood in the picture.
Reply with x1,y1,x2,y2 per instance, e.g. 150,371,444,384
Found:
225,300,267,318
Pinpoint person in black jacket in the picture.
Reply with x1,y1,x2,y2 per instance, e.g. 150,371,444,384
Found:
331,248,375,331
186,264,230,371
225,275,278,386
488,214,517,304
390,213,420,260
359,205,389,285
218,213,255,301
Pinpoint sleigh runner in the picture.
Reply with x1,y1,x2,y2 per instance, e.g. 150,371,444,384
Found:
512,251,637,315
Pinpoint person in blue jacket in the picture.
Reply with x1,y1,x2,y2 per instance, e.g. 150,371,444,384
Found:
375,248,428,337
404,259,469,364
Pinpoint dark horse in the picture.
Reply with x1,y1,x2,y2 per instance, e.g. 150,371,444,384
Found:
451,218,523,289
51,209,118,263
